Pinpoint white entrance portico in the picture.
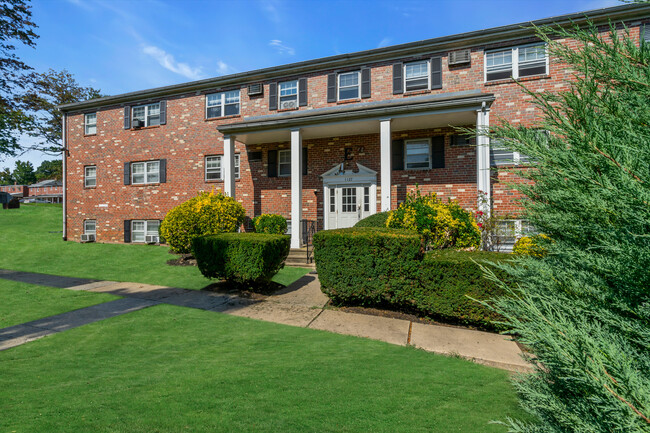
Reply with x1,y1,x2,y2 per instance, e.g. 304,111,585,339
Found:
322,163,377,229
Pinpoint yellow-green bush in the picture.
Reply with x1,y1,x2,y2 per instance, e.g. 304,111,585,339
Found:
386,189,480,249
160,191,246,254
513,234,550,258
253,214,287,234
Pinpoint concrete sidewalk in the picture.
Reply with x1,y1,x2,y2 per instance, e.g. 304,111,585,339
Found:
0,270,530,372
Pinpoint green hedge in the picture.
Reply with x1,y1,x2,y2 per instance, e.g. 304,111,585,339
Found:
314,229,510,329
192,233,290,285
313,228,423,304
253,214,287,234
354,212,390,228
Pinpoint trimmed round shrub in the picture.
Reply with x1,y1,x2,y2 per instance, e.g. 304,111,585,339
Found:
253,214,287,234
513,234,550,258
160,191,246,254
386,189,480,249
192,233,290,285
354,211,390,228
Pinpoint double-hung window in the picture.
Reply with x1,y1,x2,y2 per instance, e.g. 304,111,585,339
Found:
84,113,97,135
131,220,160,243
131,161,160,184
338,71,360,100
278,80,298,109
405,139,431,169
278,149,291,176
205,155,240,181
404,60,429,91
84,166,96,187
485,43,547,82
490,133,543,166
132,103,160,127
206,90,240,118
84,219,96,235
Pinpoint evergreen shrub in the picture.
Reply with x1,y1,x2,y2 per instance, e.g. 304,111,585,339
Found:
253,214,287,234
160,191,246,254
192,233,290,285
354,211,390,228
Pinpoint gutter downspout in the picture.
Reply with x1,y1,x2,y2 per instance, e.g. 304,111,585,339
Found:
62,113,67,241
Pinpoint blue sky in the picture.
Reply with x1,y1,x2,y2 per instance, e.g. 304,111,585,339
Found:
3,0,619,170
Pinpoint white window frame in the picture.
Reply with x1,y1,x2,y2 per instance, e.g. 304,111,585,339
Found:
338,71,360,101
206,90,240,119
84,113,97,135
484,43,548,82
278,80,298,109
131,220,160,243
278,149,291,177
404,138,432,170
131,161,160,185
84,219,96,235
132,103,160,127
84,165,97,188
490,132,545,167
404,60,430,92
205,154,240,181
496,219,536,251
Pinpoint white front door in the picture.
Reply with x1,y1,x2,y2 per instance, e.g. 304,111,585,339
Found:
327,185,372,229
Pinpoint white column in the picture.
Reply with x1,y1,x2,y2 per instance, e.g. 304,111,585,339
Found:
476,106,491,214
62,113,67,240
380,118,392,212
290,128,303,249
223,135,236,198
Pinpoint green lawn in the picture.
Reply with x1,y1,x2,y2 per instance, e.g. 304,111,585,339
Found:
0,279,118,328
0,304,527,433
0,204,309,290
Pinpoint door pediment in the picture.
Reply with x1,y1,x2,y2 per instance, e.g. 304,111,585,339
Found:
321,163,377,186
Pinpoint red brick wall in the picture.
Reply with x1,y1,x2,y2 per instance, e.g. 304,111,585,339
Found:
63,22,646,241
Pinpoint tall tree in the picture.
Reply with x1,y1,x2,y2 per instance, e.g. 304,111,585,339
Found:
0,167,13,184
0,0,38,158
486,21,650,433
34,158,61,181
21,69,102,154
11,159,34,184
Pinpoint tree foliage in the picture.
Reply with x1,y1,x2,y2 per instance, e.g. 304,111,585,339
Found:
486,21,650,433
0,0,37,158
0,167,13,184
11,159,34,184
34,159,61,181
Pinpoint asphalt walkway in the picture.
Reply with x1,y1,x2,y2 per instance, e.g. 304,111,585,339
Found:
0,270,530,372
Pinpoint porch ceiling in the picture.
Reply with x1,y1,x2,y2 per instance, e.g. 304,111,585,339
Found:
218,90,493,144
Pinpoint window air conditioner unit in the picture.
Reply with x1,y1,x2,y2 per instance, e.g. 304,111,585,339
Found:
448,49,471,66
145,235,159,244
280,100,297,110
248,83,263,96
80,234,96,243
132,119,145,128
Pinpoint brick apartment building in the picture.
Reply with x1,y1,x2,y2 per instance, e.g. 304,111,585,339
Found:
58,3,650,248
0,180,63,204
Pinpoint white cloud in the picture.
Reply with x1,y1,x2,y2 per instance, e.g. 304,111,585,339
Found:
377,37,392,48
269,39,295,56
216,61,234,75
260,0,282,24
142,45,204,80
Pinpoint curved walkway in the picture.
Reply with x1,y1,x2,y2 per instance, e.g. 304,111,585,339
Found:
0,269,530,372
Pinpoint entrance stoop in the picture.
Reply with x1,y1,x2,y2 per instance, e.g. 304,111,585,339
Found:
285,248,315,269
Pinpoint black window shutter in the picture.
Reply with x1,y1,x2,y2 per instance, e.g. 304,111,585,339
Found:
159,159,167,183
431,57,442,90
124,106,131,129
298,78,308,106
124,220,131,243
431,136,445,168
392,63,403,94
268,150,278,177
327,73,336,103
159,100,167,125
269,83,278,110
361,68,371,98
124,162,131,185
302,147,308,175
392,139,404,170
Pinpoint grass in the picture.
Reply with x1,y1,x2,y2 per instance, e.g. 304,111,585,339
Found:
0,304,528,433
0,204,310,290
0,279,118,328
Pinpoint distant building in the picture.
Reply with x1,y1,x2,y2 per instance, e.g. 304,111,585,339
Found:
0,180,63,204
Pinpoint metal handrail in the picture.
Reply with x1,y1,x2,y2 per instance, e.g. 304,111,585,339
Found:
301,219,317,264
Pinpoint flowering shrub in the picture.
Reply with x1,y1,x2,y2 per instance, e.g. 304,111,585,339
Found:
386,189,480,249
253,214,287,235
160,191,246,254
513,234,551,258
